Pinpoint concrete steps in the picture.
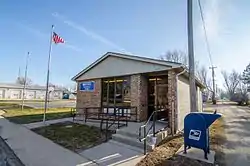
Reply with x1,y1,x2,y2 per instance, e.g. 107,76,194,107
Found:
112,133,154,151
116,128,139,138
108,140,144,154
111,122,169,154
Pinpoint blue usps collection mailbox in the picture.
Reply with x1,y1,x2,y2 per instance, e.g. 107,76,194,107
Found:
184,112,221,159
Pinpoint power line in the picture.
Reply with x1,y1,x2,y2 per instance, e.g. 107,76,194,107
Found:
197,0,213,66
198,0,217,104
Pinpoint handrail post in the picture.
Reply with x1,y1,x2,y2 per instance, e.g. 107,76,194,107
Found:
144,127,146,155
153,111,157,137
126,109,128,126
100,119,103,131
139,127,141,140
98,107,100,119
85,108,87,123
106,118,108,141
117,109,120,129
136,107,138,121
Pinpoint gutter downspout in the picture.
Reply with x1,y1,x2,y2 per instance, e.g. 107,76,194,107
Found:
175,68,186,133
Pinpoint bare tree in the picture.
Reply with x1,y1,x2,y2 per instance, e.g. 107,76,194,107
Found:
221,70,240,99
69,83,77,92
242,63,250,84
160,50,200,71
160,50,203,81
197,66,212,91
160,50,188,66
16,77,32,85
48,83,56,87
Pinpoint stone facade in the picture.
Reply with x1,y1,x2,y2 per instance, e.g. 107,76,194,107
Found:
167,70,177,134
130,74,148,121
75,71,179,133
76,79,102,108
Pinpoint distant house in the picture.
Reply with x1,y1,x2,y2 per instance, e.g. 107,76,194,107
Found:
0,83,64,100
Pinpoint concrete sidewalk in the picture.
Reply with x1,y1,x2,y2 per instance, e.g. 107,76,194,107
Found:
80,140,144,166
0,115,94,166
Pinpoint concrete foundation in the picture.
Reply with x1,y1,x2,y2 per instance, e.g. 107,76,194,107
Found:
176,145,215,164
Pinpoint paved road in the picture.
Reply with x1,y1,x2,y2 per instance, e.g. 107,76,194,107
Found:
220,105,250,166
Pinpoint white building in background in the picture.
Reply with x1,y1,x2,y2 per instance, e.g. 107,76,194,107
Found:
0,83,64,100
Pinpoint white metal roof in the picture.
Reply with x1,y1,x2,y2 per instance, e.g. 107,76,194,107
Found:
72,52,183,81
0,83,65,91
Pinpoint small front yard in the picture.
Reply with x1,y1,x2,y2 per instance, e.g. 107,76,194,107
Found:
32,122,113,152
1,103,72,124
136,116,226,166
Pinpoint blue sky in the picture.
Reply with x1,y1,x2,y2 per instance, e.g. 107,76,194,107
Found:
0,0,249,89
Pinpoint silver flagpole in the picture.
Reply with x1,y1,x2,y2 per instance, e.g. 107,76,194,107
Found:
21,52,30,111
43,25,54,124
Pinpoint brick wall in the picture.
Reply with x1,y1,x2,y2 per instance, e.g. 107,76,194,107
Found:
131,74,148,121
76,79,102,109
167,70,177,134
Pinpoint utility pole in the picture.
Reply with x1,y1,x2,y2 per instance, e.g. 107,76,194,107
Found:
18,67,21,79
21,52,30,111
187,0,197,112
209,66,217,104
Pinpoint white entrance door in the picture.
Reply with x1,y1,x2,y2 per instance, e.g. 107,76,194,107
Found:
26,91,35,99
10,90,21,99
0,89,4,99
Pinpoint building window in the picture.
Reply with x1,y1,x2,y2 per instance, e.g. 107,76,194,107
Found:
102,77,131,107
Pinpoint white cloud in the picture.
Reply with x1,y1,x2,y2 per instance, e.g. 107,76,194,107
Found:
63,44,84,53
18,23,47,39
17,22,84,53
202,0,220,41
52,12,132,54
197,0,250,89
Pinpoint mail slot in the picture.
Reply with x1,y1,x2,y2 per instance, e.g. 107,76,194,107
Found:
184,112,221,159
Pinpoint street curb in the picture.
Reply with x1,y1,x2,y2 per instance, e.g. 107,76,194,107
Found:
0,136,25,166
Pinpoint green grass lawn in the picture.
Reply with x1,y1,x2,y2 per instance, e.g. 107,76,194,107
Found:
1,103,72,124
32,122,112,152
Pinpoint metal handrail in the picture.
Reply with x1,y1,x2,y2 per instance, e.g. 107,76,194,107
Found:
141,110,157,128
72,106,138,121
139,109,164,154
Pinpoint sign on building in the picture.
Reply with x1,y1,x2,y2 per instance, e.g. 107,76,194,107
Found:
79,81,95,92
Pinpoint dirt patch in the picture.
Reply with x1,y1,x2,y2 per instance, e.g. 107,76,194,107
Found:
136,134,183,166
137,118,226,166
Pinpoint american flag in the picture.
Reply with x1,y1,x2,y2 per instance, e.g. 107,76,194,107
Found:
52,32,64,44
